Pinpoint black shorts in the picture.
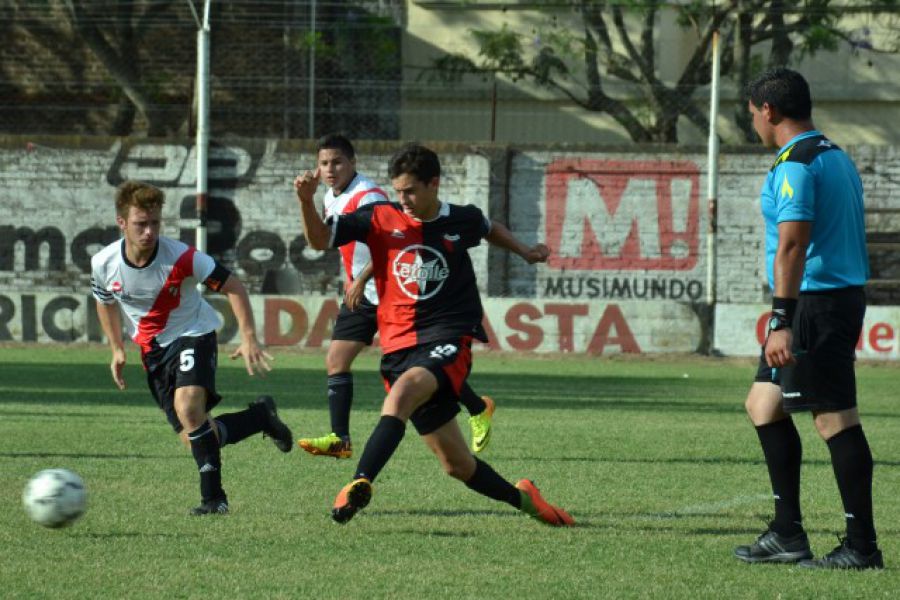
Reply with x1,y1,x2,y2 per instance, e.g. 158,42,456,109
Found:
145,332,222,433
331,298,378,345
754,287,865,413
380,337,473,435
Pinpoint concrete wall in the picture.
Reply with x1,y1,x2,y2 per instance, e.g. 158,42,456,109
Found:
1,136,897,357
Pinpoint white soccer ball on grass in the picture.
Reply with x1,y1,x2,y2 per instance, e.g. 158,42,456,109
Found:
22,469,87,528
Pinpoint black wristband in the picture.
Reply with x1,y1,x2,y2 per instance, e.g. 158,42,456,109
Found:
772,297,798,326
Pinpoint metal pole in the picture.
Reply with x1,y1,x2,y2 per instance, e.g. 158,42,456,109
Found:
196,0,211,256
308,0,316,138
706,29,721,338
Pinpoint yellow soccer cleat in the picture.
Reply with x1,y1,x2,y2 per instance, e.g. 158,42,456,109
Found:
298,432,353,459
468,396,495,453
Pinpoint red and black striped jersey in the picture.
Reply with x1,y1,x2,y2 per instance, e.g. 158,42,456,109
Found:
328,201,491,353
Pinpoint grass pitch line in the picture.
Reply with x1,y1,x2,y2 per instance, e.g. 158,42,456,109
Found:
650,493,771,519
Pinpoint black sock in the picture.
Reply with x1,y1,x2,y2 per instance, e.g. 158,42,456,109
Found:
188,421,225,502
328,373,353,439
458,382,486,416
755,418,803,536
827,424,877,553
464,457,521,508
214,405,265,447
353,415,405,482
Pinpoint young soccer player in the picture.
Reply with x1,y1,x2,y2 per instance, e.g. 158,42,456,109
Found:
295,143,573,527
91,180,294,516
296,134,495,459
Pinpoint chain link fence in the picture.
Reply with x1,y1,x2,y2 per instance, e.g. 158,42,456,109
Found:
1,1,403,140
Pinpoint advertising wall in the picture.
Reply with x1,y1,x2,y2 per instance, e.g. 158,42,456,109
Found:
1,137,896,358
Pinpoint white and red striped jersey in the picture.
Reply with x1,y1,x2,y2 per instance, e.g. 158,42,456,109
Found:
90,237,225,356
322,172,388,305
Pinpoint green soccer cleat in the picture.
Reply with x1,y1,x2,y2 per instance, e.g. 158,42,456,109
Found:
468,396,495,453
298,432,353,459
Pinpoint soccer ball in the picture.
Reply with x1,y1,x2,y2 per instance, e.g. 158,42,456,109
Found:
22,469,87,528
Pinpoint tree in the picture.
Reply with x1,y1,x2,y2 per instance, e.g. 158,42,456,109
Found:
427,1,898,143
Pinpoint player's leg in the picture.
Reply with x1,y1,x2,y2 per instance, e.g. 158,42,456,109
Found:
420,419,573,526
174,384,228,515
331,365,438,524
734,375,811,563
213,395,293,453
297,340,364,458
794,288,880,569
799,407,881,569
459,382,495,453
299,301,375,458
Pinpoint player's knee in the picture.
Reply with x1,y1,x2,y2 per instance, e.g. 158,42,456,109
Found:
441,453,475,481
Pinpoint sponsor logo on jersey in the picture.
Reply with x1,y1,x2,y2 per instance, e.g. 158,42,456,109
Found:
392,244,450,300
391,229,405,239
443,233,460,242
110,281,122,293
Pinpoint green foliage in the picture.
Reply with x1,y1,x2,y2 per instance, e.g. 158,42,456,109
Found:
1,346,899,597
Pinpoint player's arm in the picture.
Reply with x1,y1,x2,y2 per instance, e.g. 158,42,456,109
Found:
345,261,373,311
765,221,811,368
218,274,273,377
294,168,331,250
486,220,550,264
765,162,814,369
95,300,127,390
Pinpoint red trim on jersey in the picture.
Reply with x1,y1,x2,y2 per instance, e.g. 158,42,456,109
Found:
339,187,388,283
133,247,195,356
368,204,422,353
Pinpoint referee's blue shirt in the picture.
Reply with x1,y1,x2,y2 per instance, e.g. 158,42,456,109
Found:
761,130,870,291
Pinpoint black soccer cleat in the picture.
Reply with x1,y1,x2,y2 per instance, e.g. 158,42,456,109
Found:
190,498,229,516
734,527,813,564
798,538,884,570
253,395,293,453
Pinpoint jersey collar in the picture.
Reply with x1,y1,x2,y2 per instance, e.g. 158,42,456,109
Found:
416,200,450,222
120,238,159,270
775,130,822,158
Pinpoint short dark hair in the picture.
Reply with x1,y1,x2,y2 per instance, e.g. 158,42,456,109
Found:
745,68,812,120
115,180,165,219
316,133,355,160
388,143,440,182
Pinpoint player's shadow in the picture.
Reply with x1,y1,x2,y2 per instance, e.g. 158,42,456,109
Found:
0,451,179,460
511,454,900,469
73,531,189,539
4,361,900,425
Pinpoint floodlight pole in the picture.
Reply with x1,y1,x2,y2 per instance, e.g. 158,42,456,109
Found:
706,28,722,348
188,0,211,257
308,0,317,138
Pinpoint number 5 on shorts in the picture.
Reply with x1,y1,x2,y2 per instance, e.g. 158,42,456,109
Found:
180,349,195,372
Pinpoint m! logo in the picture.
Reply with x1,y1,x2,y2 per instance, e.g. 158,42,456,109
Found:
392,244,450,300
544,159,700,271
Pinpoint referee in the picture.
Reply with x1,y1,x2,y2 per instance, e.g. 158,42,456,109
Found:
733,68,881,569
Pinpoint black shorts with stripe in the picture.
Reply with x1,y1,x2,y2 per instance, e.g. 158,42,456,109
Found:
754,287,865,413
144,331,222,433
331,297,378,345
380,337,473,435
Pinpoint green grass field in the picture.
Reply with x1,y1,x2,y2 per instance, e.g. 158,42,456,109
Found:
1,345,897,599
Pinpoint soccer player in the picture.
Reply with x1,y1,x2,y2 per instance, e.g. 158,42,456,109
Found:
294,143,573,527
296,134,496,459
91,180,294,516
733,68,881,569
